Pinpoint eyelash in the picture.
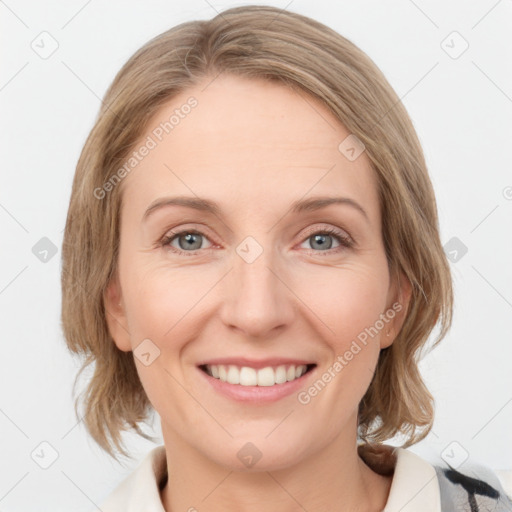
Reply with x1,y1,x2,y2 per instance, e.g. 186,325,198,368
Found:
158,225,354,257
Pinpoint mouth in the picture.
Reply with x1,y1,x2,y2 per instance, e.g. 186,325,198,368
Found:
198,363,317,387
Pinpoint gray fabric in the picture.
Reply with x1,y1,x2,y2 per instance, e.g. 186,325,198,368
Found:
434,463,512,511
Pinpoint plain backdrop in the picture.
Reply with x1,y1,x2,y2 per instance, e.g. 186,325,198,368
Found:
1,0,511,510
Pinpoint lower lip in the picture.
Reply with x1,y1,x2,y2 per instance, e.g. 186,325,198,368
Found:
197,366,316,403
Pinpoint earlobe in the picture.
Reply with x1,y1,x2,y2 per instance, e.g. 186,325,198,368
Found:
381,271,413,349
103,273,132,352
380,328,394,349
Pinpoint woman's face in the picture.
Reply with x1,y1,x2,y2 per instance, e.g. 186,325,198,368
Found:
105,74,410,470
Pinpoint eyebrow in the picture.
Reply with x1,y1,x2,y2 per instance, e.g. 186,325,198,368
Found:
142,195,369,222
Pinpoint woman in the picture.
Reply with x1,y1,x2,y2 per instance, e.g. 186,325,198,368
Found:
61,5,512,511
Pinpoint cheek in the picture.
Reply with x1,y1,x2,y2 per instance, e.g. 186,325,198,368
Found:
123,253,390,346
120,265,200,411
122,261,208,341
294,263,390,340
293,262,389,396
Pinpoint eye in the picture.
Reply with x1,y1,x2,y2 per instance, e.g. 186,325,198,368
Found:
298,226,353,254
159,225,354,255
160,229,214,254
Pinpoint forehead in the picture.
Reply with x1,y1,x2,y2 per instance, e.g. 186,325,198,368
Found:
121,74,379,221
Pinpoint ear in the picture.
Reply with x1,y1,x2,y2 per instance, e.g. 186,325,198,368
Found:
103,271,132,352
380,269,413,349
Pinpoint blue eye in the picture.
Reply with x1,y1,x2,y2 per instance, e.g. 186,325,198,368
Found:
162,230,213,253
300,227,353,253
160,226,353,255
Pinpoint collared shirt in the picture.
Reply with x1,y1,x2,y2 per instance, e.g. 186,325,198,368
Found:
98,444,512,511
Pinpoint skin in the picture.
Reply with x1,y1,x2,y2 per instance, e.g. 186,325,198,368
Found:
104,73,412,512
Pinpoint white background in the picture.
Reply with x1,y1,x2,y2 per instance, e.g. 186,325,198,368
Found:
1,0,511,510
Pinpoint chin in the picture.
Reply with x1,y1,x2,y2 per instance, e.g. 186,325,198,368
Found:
205,434,310,473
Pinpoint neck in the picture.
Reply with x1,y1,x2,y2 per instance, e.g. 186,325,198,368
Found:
159,420,393,512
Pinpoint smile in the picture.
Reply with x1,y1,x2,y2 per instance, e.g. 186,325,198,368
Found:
199,364,316,386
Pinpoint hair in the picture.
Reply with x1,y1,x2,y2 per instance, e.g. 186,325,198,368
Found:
61,4,453,462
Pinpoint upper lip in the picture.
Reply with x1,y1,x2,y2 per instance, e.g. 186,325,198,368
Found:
197,357,316,369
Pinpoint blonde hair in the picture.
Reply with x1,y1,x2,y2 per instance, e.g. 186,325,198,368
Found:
61,4,453,461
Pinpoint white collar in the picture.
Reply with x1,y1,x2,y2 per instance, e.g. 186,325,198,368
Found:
383,447,441,512
100,445,167,512
100,445,441,511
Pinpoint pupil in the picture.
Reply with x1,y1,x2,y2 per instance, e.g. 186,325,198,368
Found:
312,234,332,250
181,233,201,250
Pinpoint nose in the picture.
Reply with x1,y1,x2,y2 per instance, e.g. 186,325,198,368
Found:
219,242,295,339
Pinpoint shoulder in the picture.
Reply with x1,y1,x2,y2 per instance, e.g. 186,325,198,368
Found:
97,445,167,512
359,443,512,512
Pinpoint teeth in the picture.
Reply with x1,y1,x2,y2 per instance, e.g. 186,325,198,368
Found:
240,366,257,386
204,364,309,386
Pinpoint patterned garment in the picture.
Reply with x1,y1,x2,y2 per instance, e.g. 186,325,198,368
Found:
434,463,512,511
